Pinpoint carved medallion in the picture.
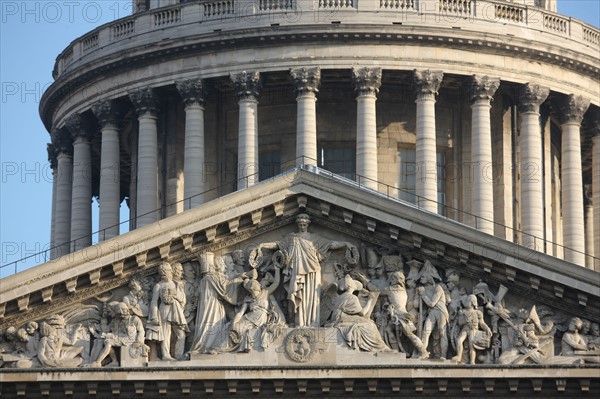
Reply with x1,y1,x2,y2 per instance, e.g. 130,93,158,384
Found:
284,328,317,363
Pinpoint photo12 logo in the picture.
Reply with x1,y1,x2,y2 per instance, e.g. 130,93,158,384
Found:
1,1,132,24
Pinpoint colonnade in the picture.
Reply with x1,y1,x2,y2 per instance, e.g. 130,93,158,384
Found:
47,68,594,268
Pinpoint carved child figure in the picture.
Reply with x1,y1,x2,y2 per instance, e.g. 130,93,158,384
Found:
88,302,148,367
451,295,492,364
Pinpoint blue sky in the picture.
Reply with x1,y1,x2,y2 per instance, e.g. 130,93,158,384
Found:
1,1,599,278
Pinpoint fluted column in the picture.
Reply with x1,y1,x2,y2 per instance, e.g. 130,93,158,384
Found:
47,144,58,259
559,94,590,265
593,122,600,271
518,84,549,250
470,75,500,234
65,114,93,253
413,70,443,212
176,78,206,209
231,71,262,190
92,100,123,241
52,129,73,258
353,67,382,190
291,67,321,166
129,87,160,228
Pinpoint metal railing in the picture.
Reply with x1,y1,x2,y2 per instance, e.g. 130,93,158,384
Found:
1,155,595,277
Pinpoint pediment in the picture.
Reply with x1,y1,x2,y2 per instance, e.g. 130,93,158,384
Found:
1,169,599,372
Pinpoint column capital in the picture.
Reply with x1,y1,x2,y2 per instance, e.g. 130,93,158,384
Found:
92,99,125,129
176,78,205,108
129,87,160,117
47,143,58,170
65,113,94,142
352,67,382,96
559,94,590,124
52,128,73,157
469,75,500,104
290,67,321,96
413,69,443,96
518,83,549,113
231,70,262,101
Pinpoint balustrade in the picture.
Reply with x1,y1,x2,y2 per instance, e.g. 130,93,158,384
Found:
81,33,99,53
380,0,416,10
438,0,472,16
319,0,354,9
113,19,136,39
543,14,568,35
154,8,181,26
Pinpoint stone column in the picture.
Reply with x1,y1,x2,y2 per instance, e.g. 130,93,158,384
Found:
413,70,443,212
352,67,382,190
53,130,74,259
470,75,500,234
92,100,123,241
518,84,549,251
291,67,321,166
584,186,594,268
65,113,93,253
47,144,58,259
129,87,160,228
593,121,600,271
231,71,262,190
176,78,206,209
559,94,590,265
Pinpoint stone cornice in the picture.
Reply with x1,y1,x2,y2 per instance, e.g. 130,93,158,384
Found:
175,78,205,108
560,94,591,125
518,83,550,113
231,70,262,101
290,67,321,96
352,67,382,97
469,75,501,104
39,25,600,132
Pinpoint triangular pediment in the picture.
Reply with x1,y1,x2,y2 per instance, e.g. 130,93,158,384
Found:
1,169,599,375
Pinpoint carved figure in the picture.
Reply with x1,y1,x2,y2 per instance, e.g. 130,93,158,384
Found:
87,302,148,367
122,279,149,318
325,274,390,352
416,261,449,359
451,295,492,364
37,315,84,368
147,262,188,360
190,253,248,354
258,213,357,327
384,271,428,358
560,317,600,363
218,261,286,352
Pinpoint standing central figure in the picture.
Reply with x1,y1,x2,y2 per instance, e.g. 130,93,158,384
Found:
258,213,357,327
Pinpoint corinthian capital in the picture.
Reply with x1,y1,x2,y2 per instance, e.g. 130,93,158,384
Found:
290,67,321,96
92,99,125,129
52,128,73,156
231,71,262,101
176,78,205,108
47,143,58,170
352,67,382,96
559,94,590,125
413,69,443,97
128,87,160,117
518,83,549,113
65,113,94,141
469,75,500,103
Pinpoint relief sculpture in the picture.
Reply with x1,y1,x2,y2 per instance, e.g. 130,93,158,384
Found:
1,214,598,369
